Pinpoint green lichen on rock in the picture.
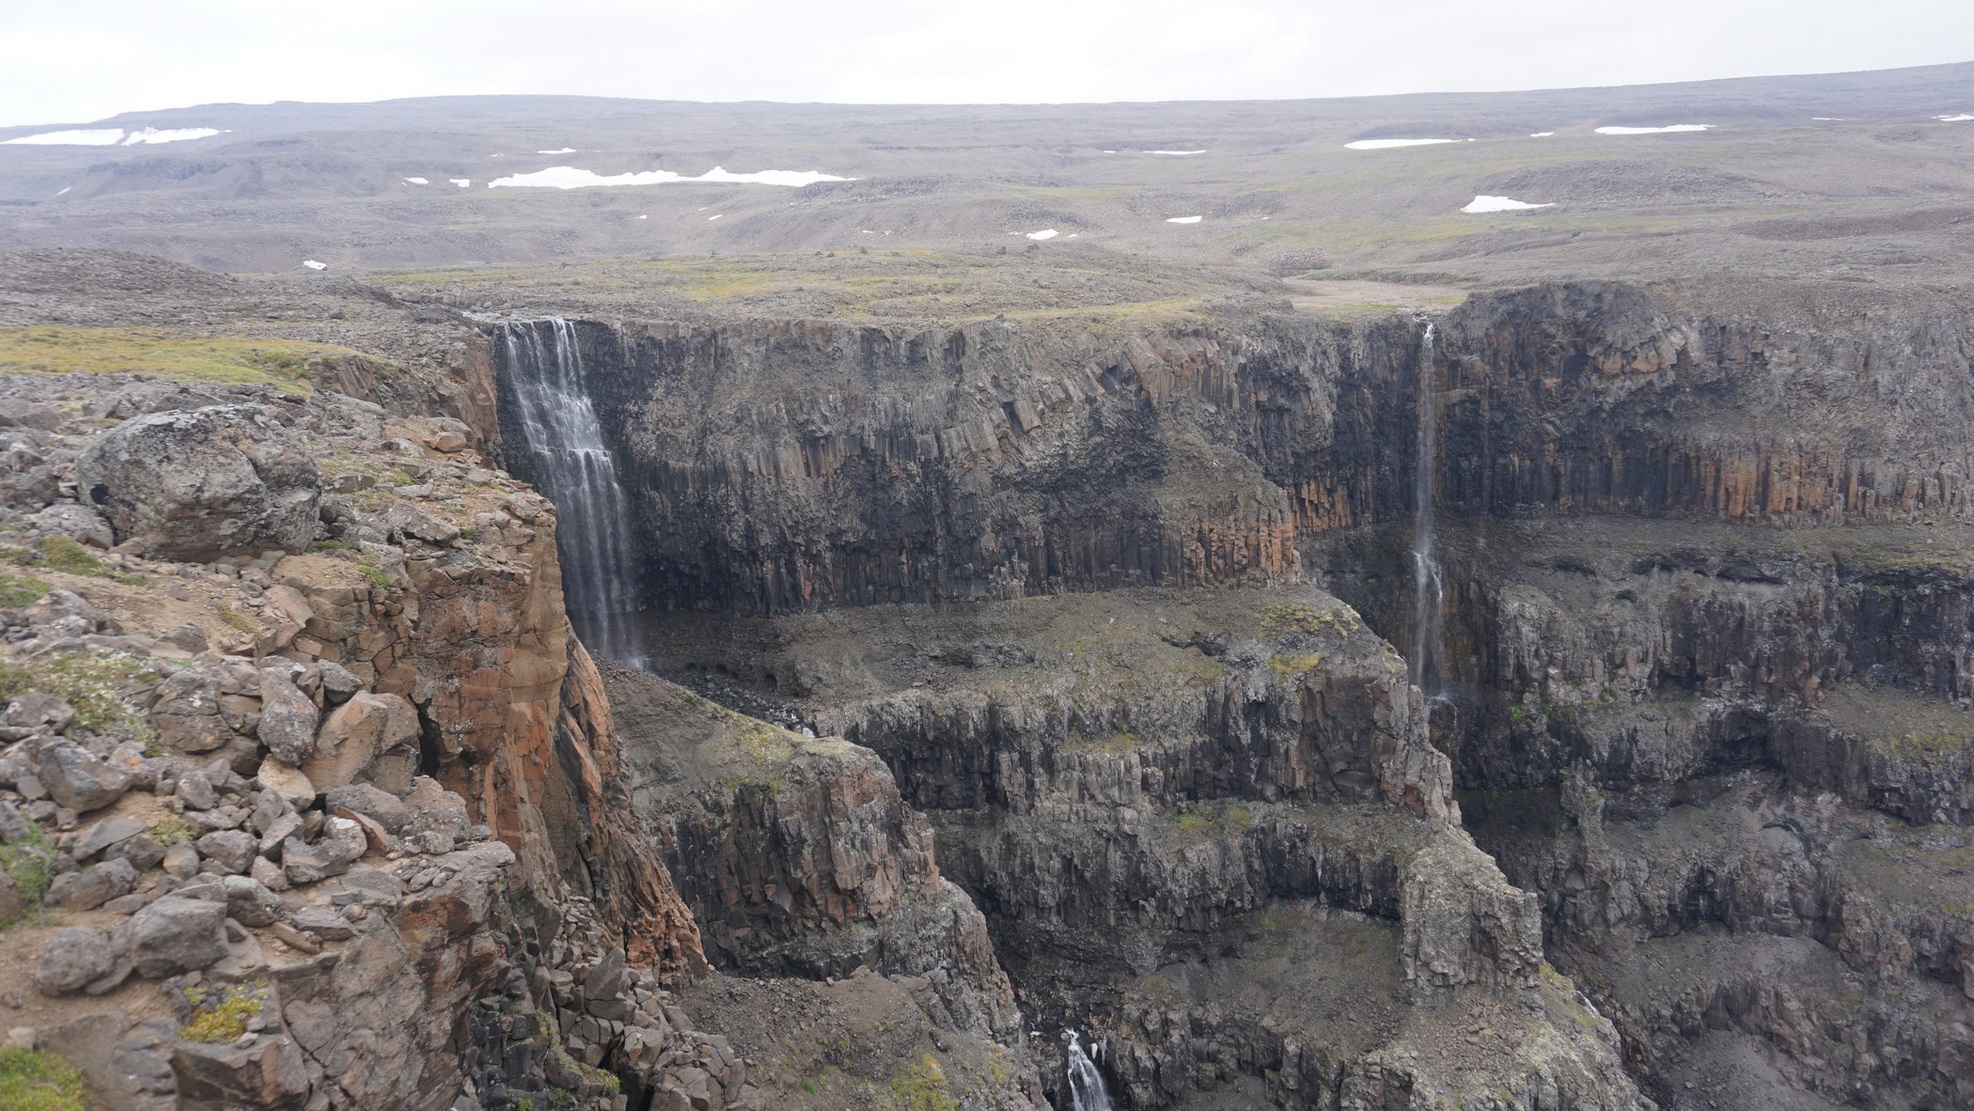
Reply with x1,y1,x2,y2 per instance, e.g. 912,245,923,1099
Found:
0,1045,88,1111
0,650,155,742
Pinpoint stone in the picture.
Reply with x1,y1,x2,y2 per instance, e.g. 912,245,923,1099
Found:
289,905,356,941
0,801,29,843
73,815,145,859
35,741,132,812
257,667,320,766
281,838,351,885
76,404,322,562
107,833,167,871
1,692,74,739
220,875,284,926
258,811,303,856
315,660,362,705
256,760,316,810
325,783,410,834
172,1031,310,1110
303,692,419,791
195,829,258,874
175,767,218,810
250,855,289,892
149,668,231,755
29,504,114,549
157,623,209,654
115,895,228,977
161,841,200,879
34,927,121,995
47,856,137,910
0,870,21,923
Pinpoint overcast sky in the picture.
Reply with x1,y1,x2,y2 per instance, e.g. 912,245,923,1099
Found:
4,0,1972,128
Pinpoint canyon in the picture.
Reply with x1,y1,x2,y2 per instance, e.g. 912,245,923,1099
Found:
0,61,1971,1111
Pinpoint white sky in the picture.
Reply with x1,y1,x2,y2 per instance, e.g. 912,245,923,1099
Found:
3,0,1972,128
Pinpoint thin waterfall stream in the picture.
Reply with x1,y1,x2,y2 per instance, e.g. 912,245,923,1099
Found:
500,318,646,667
1065,1031,1114,1111
1409,319,1447,703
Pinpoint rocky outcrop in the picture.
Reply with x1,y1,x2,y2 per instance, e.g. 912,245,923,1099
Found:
77,404,322,561
602,660,1023,1042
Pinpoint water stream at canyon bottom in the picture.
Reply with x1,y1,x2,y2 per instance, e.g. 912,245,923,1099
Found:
1409,319,1447,703
1066,1031,1114,1111
501,318,646,666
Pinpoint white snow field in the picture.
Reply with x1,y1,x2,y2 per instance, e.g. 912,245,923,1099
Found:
1344,138,1467,150
1462,195,1554,213
1594,124,1710,134
488,166,851,189
1166,216,1203,224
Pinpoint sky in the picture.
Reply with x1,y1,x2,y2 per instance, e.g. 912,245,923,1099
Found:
4,0,1973,128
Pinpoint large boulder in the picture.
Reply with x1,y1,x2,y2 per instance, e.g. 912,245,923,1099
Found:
36,740,132,812
76,405,321,562
304,692,420,791
115,895,227,977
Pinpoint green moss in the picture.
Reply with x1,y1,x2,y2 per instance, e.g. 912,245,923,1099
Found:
1268,651,1324,681
0,650,155,742
0,572,47,609
0,823,55,927
0,325,386,393
150,817,194,846
215,603,260,637
306,539,352,553
1172,802,1255,842
0,1045,88,1111
179,980,267,1043
1,537,121,581
881,1056,959,1111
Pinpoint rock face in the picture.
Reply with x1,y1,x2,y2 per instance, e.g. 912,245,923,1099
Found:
604,660,1023,1041
77,404,322,561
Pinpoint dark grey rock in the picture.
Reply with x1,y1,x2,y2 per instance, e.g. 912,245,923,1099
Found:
1,692,74,739
115,895,227,977
35,741,132,812
74,815,145,859
256,667,319,766
34,926,120,995
76,404,322,562
194,828,257,874
47,856,137,911
325,782,410,834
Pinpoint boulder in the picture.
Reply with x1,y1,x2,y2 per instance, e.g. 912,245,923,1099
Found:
1,692,74,740
75,404,321,562
46,857,137,911
256,667,320,766
303,692,419,791
172,1031,310,1111
255,760,316,810
35,741,132,812
73,815,145,859
34,926,122,995
115,896,227,977
325,782,410,834
195,829,258,874
149,668,231,755
28,504,114,549
219,874,283,927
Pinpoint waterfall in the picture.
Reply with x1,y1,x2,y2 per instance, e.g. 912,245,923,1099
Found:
1409,319,1446,702
1066,1030,1114,1111
499,318,645,667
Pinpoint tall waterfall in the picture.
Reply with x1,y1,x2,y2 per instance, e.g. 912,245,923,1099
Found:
500,318,645,667
1408,320,1446,701
1066,1031,1114,1111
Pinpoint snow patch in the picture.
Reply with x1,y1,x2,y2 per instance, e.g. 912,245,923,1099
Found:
1144,149,1205,155
54,186,69,196
450,178,470,187
3,128,125,146
708,213,722,220
1462,195,1554,213
637,214,648,220
537,147,577,154
1344,138,1466,150
1811,117,1846,121
1166,215,1202,224
122,127,223,145
302,260,327,271
1936,114,1974,122
1594,124,1710,135
1026,228,1058,240
403,177,429,185
1530,131,1556,137
488,165,852,189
